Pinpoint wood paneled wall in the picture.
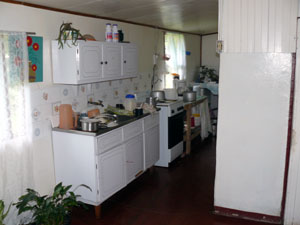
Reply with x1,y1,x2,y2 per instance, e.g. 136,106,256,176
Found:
218,0,298,53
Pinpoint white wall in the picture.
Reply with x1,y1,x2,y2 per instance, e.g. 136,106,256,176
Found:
0,2,200,196
202,34,220,73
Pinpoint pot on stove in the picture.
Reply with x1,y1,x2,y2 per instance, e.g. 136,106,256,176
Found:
150,90,165,101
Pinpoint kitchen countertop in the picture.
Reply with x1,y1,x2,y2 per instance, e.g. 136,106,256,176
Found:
52,111,158,137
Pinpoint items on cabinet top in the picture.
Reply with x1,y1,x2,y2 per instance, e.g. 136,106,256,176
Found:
51,40,138,85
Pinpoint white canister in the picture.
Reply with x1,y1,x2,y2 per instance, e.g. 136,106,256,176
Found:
124,94,136,111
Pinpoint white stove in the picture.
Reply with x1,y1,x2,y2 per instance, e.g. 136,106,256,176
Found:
155,100,184,167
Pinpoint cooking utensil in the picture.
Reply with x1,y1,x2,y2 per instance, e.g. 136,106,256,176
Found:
146,97,157,107
80,118,100,132
183,91,197,102
150,90,165,101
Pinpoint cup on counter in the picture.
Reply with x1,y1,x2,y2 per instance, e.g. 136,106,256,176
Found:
133,108,143,117
116,104,125,109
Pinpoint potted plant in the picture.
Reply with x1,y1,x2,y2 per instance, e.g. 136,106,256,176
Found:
0,200,11,225
199,65,219,83
14,182,90,225
57,22,85,49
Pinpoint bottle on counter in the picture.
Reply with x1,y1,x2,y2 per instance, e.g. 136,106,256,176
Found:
112,24,119,42
124,94,136,111
105,23,112,42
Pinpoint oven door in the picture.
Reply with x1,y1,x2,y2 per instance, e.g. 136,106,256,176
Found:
168,111,184,149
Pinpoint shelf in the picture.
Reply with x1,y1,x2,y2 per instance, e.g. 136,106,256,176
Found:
184,96,207,155
184,126,201,142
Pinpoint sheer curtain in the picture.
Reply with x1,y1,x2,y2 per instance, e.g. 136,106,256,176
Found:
164,32,186,88
0,31,34,225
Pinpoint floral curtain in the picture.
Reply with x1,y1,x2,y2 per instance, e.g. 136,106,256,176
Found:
0,31,34,225
165,32,186,88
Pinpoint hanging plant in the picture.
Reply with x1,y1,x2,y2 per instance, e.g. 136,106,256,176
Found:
57,22,85,49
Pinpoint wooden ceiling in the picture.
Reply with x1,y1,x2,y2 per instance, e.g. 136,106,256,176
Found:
9,0,218,35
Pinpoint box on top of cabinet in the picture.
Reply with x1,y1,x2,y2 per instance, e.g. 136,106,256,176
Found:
51,40,138,85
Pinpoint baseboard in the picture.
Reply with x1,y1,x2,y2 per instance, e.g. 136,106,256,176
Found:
214,206,282,224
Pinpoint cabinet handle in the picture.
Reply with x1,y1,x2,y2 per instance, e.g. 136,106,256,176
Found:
124,60,126,64
126,160,134,163
105,61,108,64
100,62,103,65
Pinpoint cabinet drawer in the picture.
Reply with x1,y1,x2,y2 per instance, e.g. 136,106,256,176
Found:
96,128,123,154
143,113,159,131
123,120,143,141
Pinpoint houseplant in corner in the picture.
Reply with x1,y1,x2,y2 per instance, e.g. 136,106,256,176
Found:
199,65,219,83
0,200,11,225
57,22,85,49
14,182,90,225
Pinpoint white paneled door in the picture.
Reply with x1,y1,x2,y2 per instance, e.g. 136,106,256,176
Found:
214,53,292,217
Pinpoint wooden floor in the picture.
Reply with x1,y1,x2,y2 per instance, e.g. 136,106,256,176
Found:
71,137,270,225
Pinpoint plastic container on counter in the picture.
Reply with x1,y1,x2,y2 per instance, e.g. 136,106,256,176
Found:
124,94,136,111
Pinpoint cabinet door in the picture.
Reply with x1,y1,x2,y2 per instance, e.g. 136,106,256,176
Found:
78,42,102,82
98,145,126,202
125,134,144,183
102,43,122,80
122,44,138,78
144,125,159,169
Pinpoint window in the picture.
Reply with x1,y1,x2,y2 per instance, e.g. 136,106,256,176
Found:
164,32,186,88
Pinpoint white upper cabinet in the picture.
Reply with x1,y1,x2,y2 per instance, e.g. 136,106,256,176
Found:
79,42,103,81
122,43,138,78
52,40,138,85
102,43,122,79
218,0,298,53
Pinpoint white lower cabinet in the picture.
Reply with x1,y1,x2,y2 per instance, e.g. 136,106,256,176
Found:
125,134,144,184
52,113,160,208
144,125,159,170
98,145,126,202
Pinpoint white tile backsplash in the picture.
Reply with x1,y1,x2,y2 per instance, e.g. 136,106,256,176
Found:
29,72,152,134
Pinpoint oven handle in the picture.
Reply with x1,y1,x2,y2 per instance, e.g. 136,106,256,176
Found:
177,106,184,111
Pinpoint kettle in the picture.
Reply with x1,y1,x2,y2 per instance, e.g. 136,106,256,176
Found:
59,104,77,129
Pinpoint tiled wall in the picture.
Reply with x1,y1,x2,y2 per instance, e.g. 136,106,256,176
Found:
30,72,153,140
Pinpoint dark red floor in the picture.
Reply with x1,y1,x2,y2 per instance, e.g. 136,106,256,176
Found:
71,138,270,225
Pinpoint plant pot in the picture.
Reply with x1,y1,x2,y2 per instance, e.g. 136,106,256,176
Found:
63,30,78,40
63,213,72,225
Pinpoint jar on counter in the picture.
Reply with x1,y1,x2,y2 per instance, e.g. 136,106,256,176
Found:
124,94,136,111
